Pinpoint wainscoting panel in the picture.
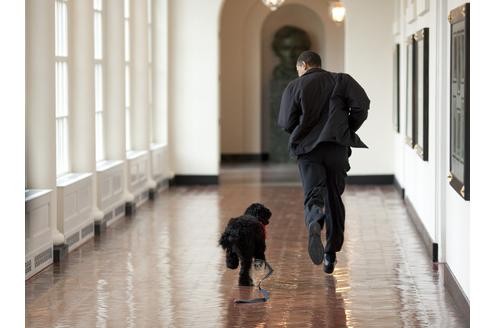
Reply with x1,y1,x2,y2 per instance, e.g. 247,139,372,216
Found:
97,160,125,227
25,189,53,280
127,151,149,205
57,173,94,252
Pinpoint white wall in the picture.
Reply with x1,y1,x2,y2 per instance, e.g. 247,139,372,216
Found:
397,0,438,245
169,0,222,175
444,0,470,299
392,0,470,299
344,0,395,175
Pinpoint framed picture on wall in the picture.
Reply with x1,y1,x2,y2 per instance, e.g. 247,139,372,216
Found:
393,43,400,133
405,35,415,148
448,3,470,200
414,28,429,161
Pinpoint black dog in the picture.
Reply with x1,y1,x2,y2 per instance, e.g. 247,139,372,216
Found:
219,203,272,286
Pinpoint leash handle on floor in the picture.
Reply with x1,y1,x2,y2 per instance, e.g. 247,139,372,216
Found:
234,262,273,304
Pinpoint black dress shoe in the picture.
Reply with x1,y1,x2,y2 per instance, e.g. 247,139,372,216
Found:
323,252,336,274
308,222,324,265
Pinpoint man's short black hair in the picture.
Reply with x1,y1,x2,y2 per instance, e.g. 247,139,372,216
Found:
297,51,321,67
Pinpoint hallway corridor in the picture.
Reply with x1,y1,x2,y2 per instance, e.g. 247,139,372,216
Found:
25,178,467,327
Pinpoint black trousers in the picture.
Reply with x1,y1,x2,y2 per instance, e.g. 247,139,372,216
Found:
297,142,350,254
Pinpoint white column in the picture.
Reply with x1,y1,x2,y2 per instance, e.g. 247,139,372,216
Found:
105,0,134,202
130,0,149,151
69,0,103,222
104,0,126,161
153,0,168,146
152,0,169,180
131,0,156,189
26,0,64,245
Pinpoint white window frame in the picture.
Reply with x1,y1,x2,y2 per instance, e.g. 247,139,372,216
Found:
55,0,70,177
94,0,105,162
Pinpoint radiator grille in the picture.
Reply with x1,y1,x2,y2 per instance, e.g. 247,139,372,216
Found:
66,231,80,247
103,211,113,223
114,204,125,217
34,248,52,268
26,260,32,274
81,223,94,239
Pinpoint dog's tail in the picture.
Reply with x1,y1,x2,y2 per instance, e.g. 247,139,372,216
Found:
218,230,239,250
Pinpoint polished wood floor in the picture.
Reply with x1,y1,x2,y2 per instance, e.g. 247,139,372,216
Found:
26,168,467,327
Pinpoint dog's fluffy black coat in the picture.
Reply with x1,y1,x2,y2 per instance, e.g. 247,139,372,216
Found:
219,203,272,286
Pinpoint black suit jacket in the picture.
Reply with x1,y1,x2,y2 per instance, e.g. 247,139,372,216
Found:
278,68,370,157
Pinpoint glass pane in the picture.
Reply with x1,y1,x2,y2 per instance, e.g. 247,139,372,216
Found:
417,41,424,148
95,64,103,113
125,20,130,62
56,118,69,176
94,11,103,60
148,0,152,24
55,0,68,57
96,112,104,161
62,1,68,56
126,108,131,151
148,26,152,63
148,65,152,105
62,62,68,117
94,0,102,11
406,42,413,140
125,65,131,107
124,0,130,19
55,61,69,118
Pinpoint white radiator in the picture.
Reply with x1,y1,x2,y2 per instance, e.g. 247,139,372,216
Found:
96,160,125,226
56,173,94,251
25,189,53,280
127,150,149,206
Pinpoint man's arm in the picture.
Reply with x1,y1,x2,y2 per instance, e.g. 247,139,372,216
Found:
342,74,370,132
278,84,301,134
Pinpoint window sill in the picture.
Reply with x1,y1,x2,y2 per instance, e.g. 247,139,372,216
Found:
150,143,167,151
56,172,92,188
96,160,124,172
25,189,51,202
126,150,148,160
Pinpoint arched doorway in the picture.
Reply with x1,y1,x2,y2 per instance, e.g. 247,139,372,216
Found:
219,0,344,163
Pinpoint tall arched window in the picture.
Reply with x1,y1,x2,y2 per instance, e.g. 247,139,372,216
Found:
94,0,104,161
55,0,70,176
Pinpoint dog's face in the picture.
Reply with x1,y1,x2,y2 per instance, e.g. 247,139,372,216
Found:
244,203,271,225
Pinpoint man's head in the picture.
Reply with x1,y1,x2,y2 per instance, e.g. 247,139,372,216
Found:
296,51,321,77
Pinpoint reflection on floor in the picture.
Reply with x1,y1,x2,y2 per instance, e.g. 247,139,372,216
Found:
26,170,467,327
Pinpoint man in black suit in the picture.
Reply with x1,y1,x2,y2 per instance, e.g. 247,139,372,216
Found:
278,51,370,274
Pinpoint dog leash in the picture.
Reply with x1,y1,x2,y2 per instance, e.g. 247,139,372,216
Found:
234,262,274,304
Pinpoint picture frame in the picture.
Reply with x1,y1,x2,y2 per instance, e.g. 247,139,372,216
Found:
448,3,470,200
393,43,400,133
414,28,429,161
405,35,415,148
